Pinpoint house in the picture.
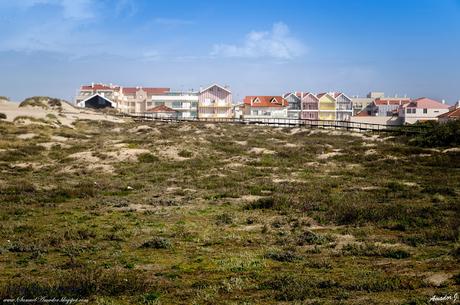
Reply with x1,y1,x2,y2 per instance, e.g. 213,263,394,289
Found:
242,96,288,119
317,93,337,120
198,84,233,119
299,92,353,121
437,101,460,123
150,90,199,119
76,93,116,109
398,97,450,124
121,87,170,113
358,97,410,117
283,92,302,119
300,93,319,120
146,105,178,119
75,83,170,113
333,92,353,121
351,92,384,115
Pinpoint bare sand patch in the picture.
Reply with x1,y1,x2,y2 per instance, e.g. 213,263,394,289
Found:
11,162,45,170
425,273,452,287
128,125,156,133
334,234,355,250
365,149,377,156
17,133,37,139
234,140,247,146
240,195,264,202
68,151,100,163
106,148,151,162
249,147,276,155
442,147,460,153
37,142,71,149
317,151,343,160
158,146,190,161
50,135,69,142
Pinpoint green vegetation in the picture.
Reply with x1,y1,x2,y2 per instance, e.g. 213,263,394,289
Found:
0,120,458,304
0,96,9,101
410,119,460,147
0,113,6,120
18,96,64,109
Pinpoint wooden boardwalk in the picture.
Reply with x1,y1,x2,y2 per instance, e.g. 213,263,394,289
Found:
119,113,429,134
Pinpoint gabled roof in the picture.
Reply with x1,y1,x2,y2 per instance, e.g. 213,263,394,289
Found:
283,92,302,99
78,93,116,107
317,92,336,100
301,92,319,101
403,97,449,109
333,92,352,101
146,105,177,113
438,107,460,118
200,84,231,94
243,96,288,107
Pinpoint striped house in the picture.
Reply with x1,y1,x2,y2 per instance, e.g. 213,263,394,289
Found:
198,84,233,118
300,92,353,121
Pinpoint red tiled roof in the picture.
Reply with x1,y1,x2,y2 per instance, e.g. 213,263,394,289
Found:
438,107,460,118
356,110,370,116
243,96,288,107
317,93,328,99
374,98,410,106
146,105,177,113
122,87,170,95
81,84,120,91
404,97,449,109
332,92,342,98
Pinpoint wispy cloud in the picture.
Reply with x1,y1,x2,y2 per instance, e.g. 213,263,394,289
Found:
211,22,307,60
0,0,149,58
11,0,96,20
154,18,195,26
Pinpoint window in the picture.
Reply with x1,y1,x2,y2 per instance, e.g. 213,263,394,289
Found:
172,101,182,108
155,102,165,106
423,108,427,114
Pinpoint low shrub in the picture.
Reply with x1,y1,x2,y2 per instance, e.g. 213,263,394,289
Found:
342,243,410,259
410,120,460,147
141,237,172,249
0,267,150,299
215,212,234,225
19,97,48,109
264,250,301,262
0,113,6,120
297,230,332,246
244,197,274,210
178,150,193,158
138,153,159,163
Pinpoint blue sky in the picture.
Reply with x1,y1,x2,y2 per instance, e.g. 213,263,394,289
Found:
0,0,459,103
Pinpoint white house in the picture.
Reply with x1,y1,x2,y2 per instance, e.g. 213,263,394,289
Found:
398,97,450,124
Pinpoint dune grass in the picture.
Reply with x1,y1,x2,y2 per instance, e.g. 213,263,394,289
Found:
0,120,458,304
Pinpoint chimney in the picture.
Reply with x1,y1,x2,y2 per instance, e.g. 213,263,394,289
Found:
442,99,446,104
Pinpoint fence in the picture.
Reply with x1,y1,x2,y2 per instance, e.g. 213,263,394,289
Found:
117,112,430,134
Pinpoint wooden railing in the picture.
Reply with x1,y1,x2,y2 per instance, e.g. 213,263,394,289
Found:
116,112,430,134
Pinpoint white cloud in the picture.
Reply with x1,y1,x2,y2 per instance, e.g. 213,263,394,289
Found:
211,22,307,60
7,0,96,20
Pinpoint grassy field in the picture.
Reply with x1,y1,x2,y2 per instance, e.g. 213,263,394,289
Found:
0,119,458,304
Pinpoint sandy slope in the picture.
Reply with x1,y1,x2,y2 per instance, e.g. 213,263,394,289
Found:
0,100,125,126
